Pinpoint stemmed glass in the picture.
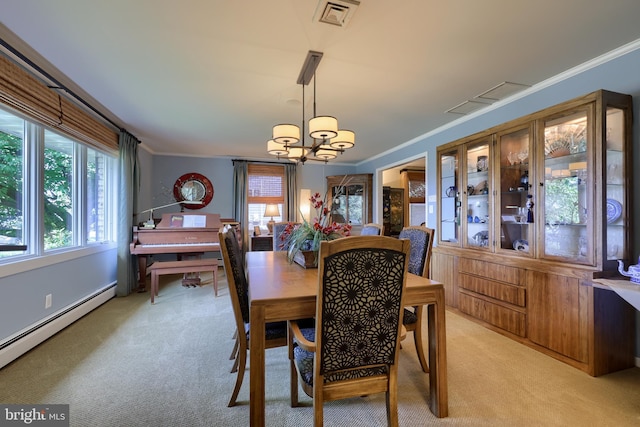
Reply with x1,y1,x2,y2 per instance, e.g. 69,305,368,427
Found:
517,147,529,164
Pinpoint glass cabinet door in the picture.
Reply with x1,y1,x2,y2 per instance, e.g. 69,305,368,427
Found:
331,184,364,226
438,148,460,245
497,126,532,255
326,174,372,234
464,139,491,249
604,106,627,263
541,109,591,263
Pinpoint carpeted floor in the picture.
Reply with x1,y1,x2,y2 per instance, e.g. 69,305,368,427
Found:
1,269,639,426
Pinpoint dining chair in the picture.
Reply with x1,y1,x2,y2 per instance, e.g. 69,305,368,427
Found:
273,221,300,251
288,235,411,427
223,224,242,366
219,228,288,407
397,225,434,373
360,223,384,236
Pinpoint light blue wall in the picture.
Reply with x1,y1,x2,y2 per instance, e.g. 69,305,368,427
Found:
0,249,117,342
145,155,356,221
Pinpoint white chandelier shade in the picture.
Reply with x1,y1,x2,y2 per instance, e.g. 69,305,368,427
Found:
315,148,338,160
267,139,289,156
308,116,338,140
272,124,300,144
287,146,310,159
329,129,355,149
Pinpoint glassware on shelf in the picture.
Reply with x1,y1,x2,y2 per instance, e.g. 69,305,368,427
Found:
517,147,529,164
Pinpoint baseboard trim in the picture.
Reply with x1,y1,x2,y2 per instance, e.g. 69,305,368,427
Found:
0,284,116,369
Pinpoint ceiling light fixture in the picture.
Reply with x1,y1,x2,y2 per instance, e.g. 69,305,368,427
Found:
267,50,355,164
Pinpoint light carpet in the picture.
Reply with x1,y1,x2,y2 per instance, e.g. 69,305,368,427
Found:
1,269,639,426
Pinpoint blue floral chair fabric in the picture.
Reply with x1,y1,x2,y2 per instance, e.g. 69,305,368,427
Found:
219,229,287,407
288,236,411,426
360,223,384,236
397,226,435,373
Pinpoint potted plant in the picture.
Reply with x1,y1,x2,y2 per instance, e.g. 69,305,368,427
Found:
280,189,352,267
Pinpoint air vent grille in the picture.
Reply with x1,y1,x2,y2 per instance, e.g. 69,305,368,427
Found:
313,0,360,28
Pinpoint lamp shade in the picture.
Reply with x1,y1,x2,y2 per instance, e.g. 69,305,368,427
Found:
287,146,310,159
315,148,337,160
267,140,289,156
329,129,355,149
308,116,338,140
273,124,300,144
264,203,280,218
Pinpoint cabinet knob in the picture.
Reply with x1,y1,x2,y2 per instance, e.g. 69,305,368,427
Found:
539,182,544,186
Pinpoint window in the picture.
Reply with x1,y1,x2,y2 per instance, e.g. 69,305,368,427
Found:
0,112,24,255
0,108,116,261
247,164,284,231
44,130,74,250
86,148,109,243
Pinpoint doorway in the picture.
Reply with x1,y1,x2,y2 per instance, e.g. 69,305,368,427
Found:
378,156,426,236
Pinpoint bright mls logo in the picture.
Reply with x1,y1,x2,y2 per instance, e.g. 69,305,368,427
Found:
0,405,69,426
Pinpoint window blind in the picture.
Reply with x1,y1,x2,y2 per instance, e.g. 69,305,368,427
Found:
247,164,285,204
0,54,118,153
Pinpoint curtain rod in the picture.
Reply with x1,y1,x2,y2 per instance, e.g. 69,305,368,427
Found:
0,37,140,143
232,159,293,166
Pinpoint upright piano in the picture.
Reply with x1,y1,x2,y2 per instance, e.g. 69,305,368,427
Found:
130,212,223,292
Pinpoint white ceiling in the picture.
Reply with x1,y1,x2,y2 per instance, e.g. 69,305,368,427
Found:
2,1,640,164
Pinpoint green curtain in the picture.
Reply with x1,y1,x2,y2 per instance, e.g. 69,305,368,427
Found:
284,163,297,221
232,160,248,250
116,131,139,296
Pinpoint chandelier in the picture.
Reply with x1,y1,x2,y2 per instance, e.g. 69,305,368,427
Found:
267,51,355,163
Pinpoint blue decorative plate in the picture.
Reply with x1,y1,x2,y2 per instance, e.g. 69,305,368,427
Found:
606,199,622,224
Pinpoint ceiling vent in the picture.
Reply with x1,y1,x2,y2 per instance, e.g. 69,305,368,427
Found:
446,81,531,115
313,0,360,28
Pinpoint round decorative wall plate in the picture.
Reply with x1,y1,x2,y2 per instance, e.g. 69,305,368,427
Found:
173,172,214,209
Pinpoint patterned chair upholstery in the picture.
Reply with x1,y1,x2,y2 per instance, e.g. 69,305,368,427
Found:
360,223,384,236
288,236,411,426
397,226,435,373
219,229,287,407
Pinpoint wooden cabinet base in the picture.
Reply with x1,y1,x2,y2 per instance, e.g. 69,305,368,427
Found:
459,292,526,337
432,247,637,376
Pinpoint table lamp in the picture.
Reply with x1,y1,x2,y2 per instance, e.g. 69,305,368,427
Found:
264,204,280,234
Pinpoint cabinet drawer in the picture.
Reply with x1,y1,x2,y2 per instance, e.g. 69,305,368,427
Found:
458,257,523,285
459,273,526,307
459,292,526,337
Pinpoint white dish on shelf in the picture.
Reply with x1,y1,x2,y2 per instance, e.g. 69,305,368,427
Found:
513,239,529,252
606,199,622,223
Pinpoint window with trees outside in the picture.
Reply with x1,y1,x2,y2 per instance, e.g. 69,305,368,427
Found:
247,164,284,233
0,107,116,261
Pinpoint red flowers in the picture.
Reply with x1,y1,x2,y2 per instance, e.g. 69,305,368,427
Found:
280,189,352,256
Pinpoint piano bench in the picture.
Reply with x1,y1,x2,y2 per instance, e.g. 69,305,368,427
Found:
148,259,219,304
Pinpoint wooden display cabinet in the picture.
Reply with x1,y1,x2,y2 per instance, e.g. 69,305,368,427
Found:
433,90,635,376
326,174,372,235
383,186,403,237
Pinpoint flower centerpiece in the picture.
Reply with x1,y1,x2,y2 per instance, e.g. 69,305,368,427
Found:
280,189,352,268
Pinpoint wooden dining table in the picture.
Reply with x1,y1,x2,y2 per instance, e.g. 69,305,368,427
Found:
246,251,448,426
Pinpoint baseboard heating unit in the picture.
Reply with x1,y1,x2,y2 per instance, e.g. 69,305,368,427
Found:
0,284,116,369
